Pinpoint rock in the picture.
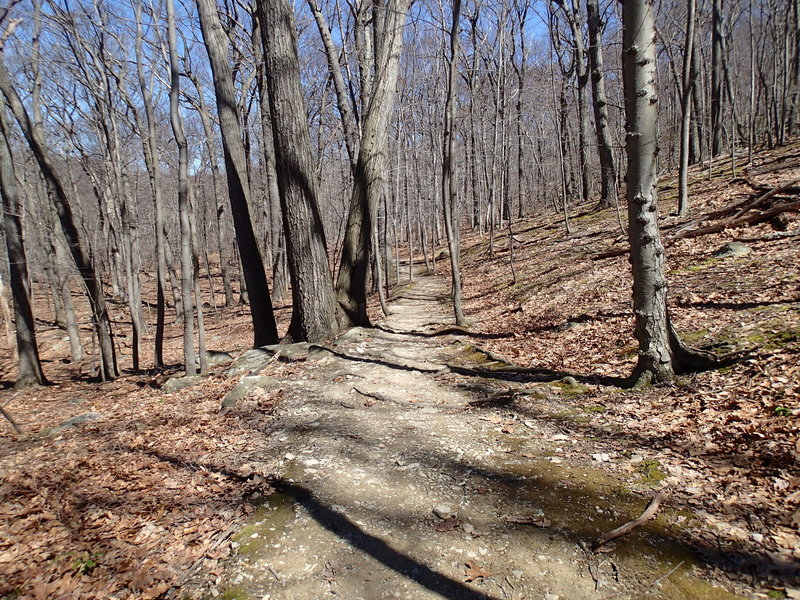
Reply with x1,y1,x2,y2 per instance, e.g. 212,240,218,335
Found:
560,376,578,386
162,375,204,394
336,327,370,344
433,505,454,519
227,348,273,377
203,350,234,367
53,412,102,432
308,344,334,360
544,594,560,600
712,241,752,259
221,375,279,408
227,343,311,377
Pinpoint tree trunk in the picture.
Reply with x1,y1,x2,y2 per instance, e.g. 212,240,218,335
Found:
0,100,46,387
335,0,412,327
0,59,117,380
167,0,197,375
678,0,697,215
622,0,716,385
587,0,617,209
442,0,468,327
256,0,344,342
195,0,279,347
711,0,725,156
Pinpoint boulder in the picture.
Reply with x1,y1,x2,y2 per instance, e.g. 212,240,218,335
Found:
221,375,279,408
203,350,234,367
162,375,204,393
713,241,752,259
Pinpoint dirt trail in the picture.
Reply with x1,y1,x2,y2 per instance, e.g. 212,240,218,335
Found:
216,274,743,600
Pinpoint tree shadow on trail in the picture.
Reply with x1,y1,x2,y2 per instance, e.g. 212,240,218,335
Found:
311,344,628,387
277,482,501,600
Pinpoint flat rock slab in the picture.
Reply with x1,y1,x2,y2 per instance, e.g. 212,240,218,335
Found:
52,412,102,433
227,343,312,377
222,375,279,408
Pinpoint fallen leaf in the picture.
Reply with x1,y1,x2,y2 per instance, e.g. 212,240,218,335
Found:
435,517,462,532
505,515,551,527
464,559,496,582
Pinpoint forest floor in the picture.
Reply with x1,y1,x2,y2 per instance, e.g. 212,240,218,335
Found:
0,139,799,599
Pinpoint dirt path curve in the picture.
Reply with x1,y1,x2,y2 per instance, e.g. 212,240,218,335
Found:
217,274,742,600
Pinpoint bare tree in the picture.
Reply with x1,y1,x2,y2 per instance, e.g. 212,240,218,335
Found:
167,0,197,374
0,56,118,380
441,0,468,327
195,0,279,346
256,0,344,342
0,97,46,387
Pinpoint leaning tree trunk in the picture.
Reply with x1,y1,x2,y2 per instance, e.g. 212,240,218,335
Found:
0,100,46,387
257,0,343,342
195,0,279,347
167,0,197,375
0,60,117,380
587,0,617,209
442,0,468,327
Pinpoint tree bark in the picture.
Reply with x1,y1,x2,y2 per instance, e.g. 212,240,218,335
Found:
586,0,617,209
678,0,697,215
0,59,117,380
335,0,412,327
0,99,46,387
167,0,197,375
442,0,468,327
195,0,279,347
256,0,344,342
622,0,676,384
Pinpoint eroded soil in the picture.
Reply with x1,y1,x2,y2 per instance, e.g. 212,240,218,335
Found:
215,274,745,600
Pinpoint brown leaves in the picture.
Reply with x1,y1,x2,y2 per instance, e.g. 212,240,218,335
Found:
464,560,496,582
435,517,462,532
505,515,551,528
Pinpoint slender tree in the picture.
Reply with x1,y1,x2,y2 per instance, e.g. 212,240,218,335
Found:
0,98,46,387
442,0,468,327
195,0,279,346
622,0,717,385
0,57,118,380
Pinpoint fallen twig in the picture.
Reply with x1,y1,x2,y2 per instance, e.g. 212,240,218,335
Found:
651,560,685,589
0,404,21,434
592,492,665,551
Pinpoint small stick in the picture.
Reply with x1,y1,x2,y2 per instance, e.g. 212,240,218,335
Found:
0,404,21,434
592,492,665,551
651,560,684,588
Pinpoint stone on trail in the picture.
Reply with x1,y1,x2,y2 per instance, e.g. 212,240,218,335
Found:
432,504,454,519
222,375,279,408
713,241,752,258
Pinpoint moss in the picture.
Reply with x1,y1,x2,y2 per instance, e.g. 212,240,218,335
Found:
681,329,710,344
552,381,590,397
767,590,787,599
584,405,607,413
636,459,667,485
218,587,250,600
684,258,721,272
